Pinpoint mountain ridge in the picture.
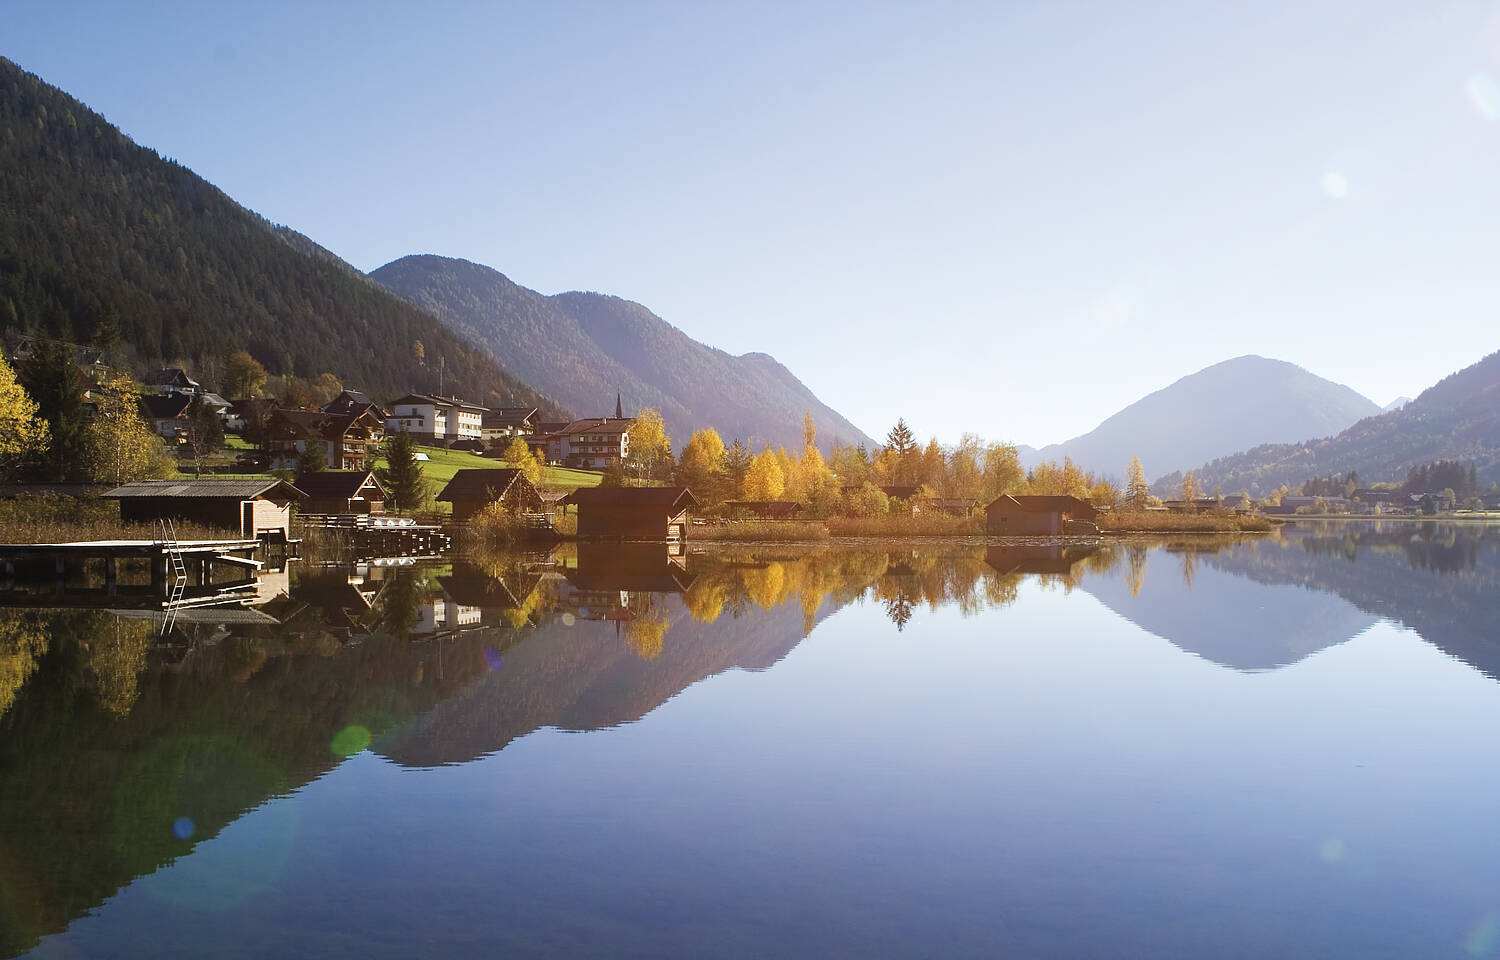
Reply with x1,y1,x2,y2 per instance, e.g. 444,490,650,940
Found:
0,57,564,416
1156,348,1500,492
1022,355,1380,480
371,254,876,451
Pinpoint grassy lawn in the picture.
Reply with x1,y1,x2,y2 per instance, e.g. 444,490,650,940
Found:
373,445,604,491
200,439,604,497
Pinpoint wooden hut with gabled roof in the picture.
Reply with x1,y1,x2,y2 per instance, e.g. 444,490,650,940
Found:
559,486,698,542
436,469,544,522
294,470,386,515
103,478,307,540
984,495,1099,536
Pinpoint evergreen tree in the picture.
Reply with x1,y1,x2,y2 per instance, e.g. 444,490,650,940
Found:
296,439,326,476
22,341,87,480
377,430,430,513
723,439,752,497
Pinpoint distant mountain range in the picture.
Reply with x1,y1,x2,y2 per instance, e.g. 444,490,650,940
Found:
0,57,560,414
1158,348,1500,493
371,255,875,451
1022,355,1380,480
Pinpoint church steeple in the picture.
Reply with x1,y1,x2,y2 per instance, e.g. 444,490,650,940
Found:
615,392,623,419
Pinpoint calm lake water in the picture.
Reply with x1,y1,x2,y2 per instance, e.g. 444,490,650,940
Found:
3,521,1500,958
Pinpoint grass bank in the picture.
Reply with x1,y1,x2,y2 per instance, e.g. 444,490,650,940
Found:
0,494,224,543
827,515,984,537
1098,510,1273,533
693,520,831,542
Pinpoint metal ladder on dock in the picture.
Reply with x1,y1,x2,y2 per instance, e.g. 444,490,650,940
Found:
160,518,187,636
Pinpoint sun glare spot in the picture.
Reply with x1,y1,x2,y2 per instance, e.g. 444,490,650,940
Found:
1321,172,1350,200
1467,74,1500,120
1466,911,1500,956
1319,837,1345,863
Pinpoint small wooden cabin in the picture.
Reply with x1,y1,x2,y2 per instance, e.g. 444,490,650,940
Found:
103,478,307,540
295,470,386,514
985,494,1098,536
560,487,698,541
436,469,544,522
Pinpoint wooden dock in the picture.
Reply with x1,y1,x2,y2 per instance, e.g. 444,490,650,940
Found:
0,538,264,600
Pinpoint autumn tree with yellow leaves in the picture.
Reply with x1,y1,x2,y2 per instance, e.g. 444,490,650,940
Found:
0,351,50,482
84,374,175,485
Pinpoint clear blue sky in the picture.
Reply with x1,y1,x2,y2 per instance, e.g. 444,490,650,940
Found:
9,1,1500,447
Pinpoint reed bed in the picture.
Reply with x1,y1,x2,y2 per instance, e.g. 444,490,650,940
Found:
694,520,831,542
1098,510,1273,533
826,514,984,538
0,494,224,543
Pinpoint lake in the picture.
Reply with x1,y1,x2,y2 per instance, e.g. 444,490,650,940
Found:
3,521,1499,958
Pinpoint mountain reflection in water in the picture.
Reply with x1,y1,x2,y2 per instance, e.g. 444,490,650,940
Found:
1,520,1498,958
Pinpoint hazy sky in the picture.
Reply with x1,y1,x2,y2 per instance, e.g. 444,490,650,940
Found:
9,1,1500,447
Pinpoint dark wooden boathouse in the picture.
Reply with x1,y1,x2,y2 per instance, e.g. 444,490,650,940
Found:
296,470,387,515
560,487,697,541
103,478,307,540
984,495,1098,536
436,469,544,522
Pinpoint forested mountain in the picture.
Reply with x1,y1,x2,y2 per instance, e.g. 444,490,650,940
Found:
0,58,561,414
1157,349,1500,493
1024,356,1379,480
371,254,875,451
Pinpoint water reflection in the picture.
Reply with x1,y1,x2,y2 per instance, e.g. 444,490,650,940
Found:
2,522,1499,957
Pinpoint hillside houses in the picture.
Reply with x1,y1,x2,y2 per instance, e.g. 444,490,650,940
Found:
386,394,487,443
265,408,385,471
531,417,635,469
142,392,193,441
482,406,539,443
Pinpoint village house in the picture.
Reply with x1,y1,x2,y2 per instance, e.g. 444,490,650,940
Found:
323,389,389,421
194,392,232,426
103,478,307,540
435,468,545,522
985,494,1099,536
559,486,697,542
482,406,539,443
224,397,277,435
385,394,488,444
532,418,635,469
146,367,202,396
141,392,193,441
295,470,387,515
265,408,385,471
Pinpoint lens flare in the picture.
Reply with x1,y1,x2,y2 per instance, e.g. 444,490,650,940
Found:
329,724,371,758
561,612,576,627
1321,172,1350,200
1319,837,1345,863
1467,911,1500,956
1468,74,1500,120
484,647,503,670
171,816,195,841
